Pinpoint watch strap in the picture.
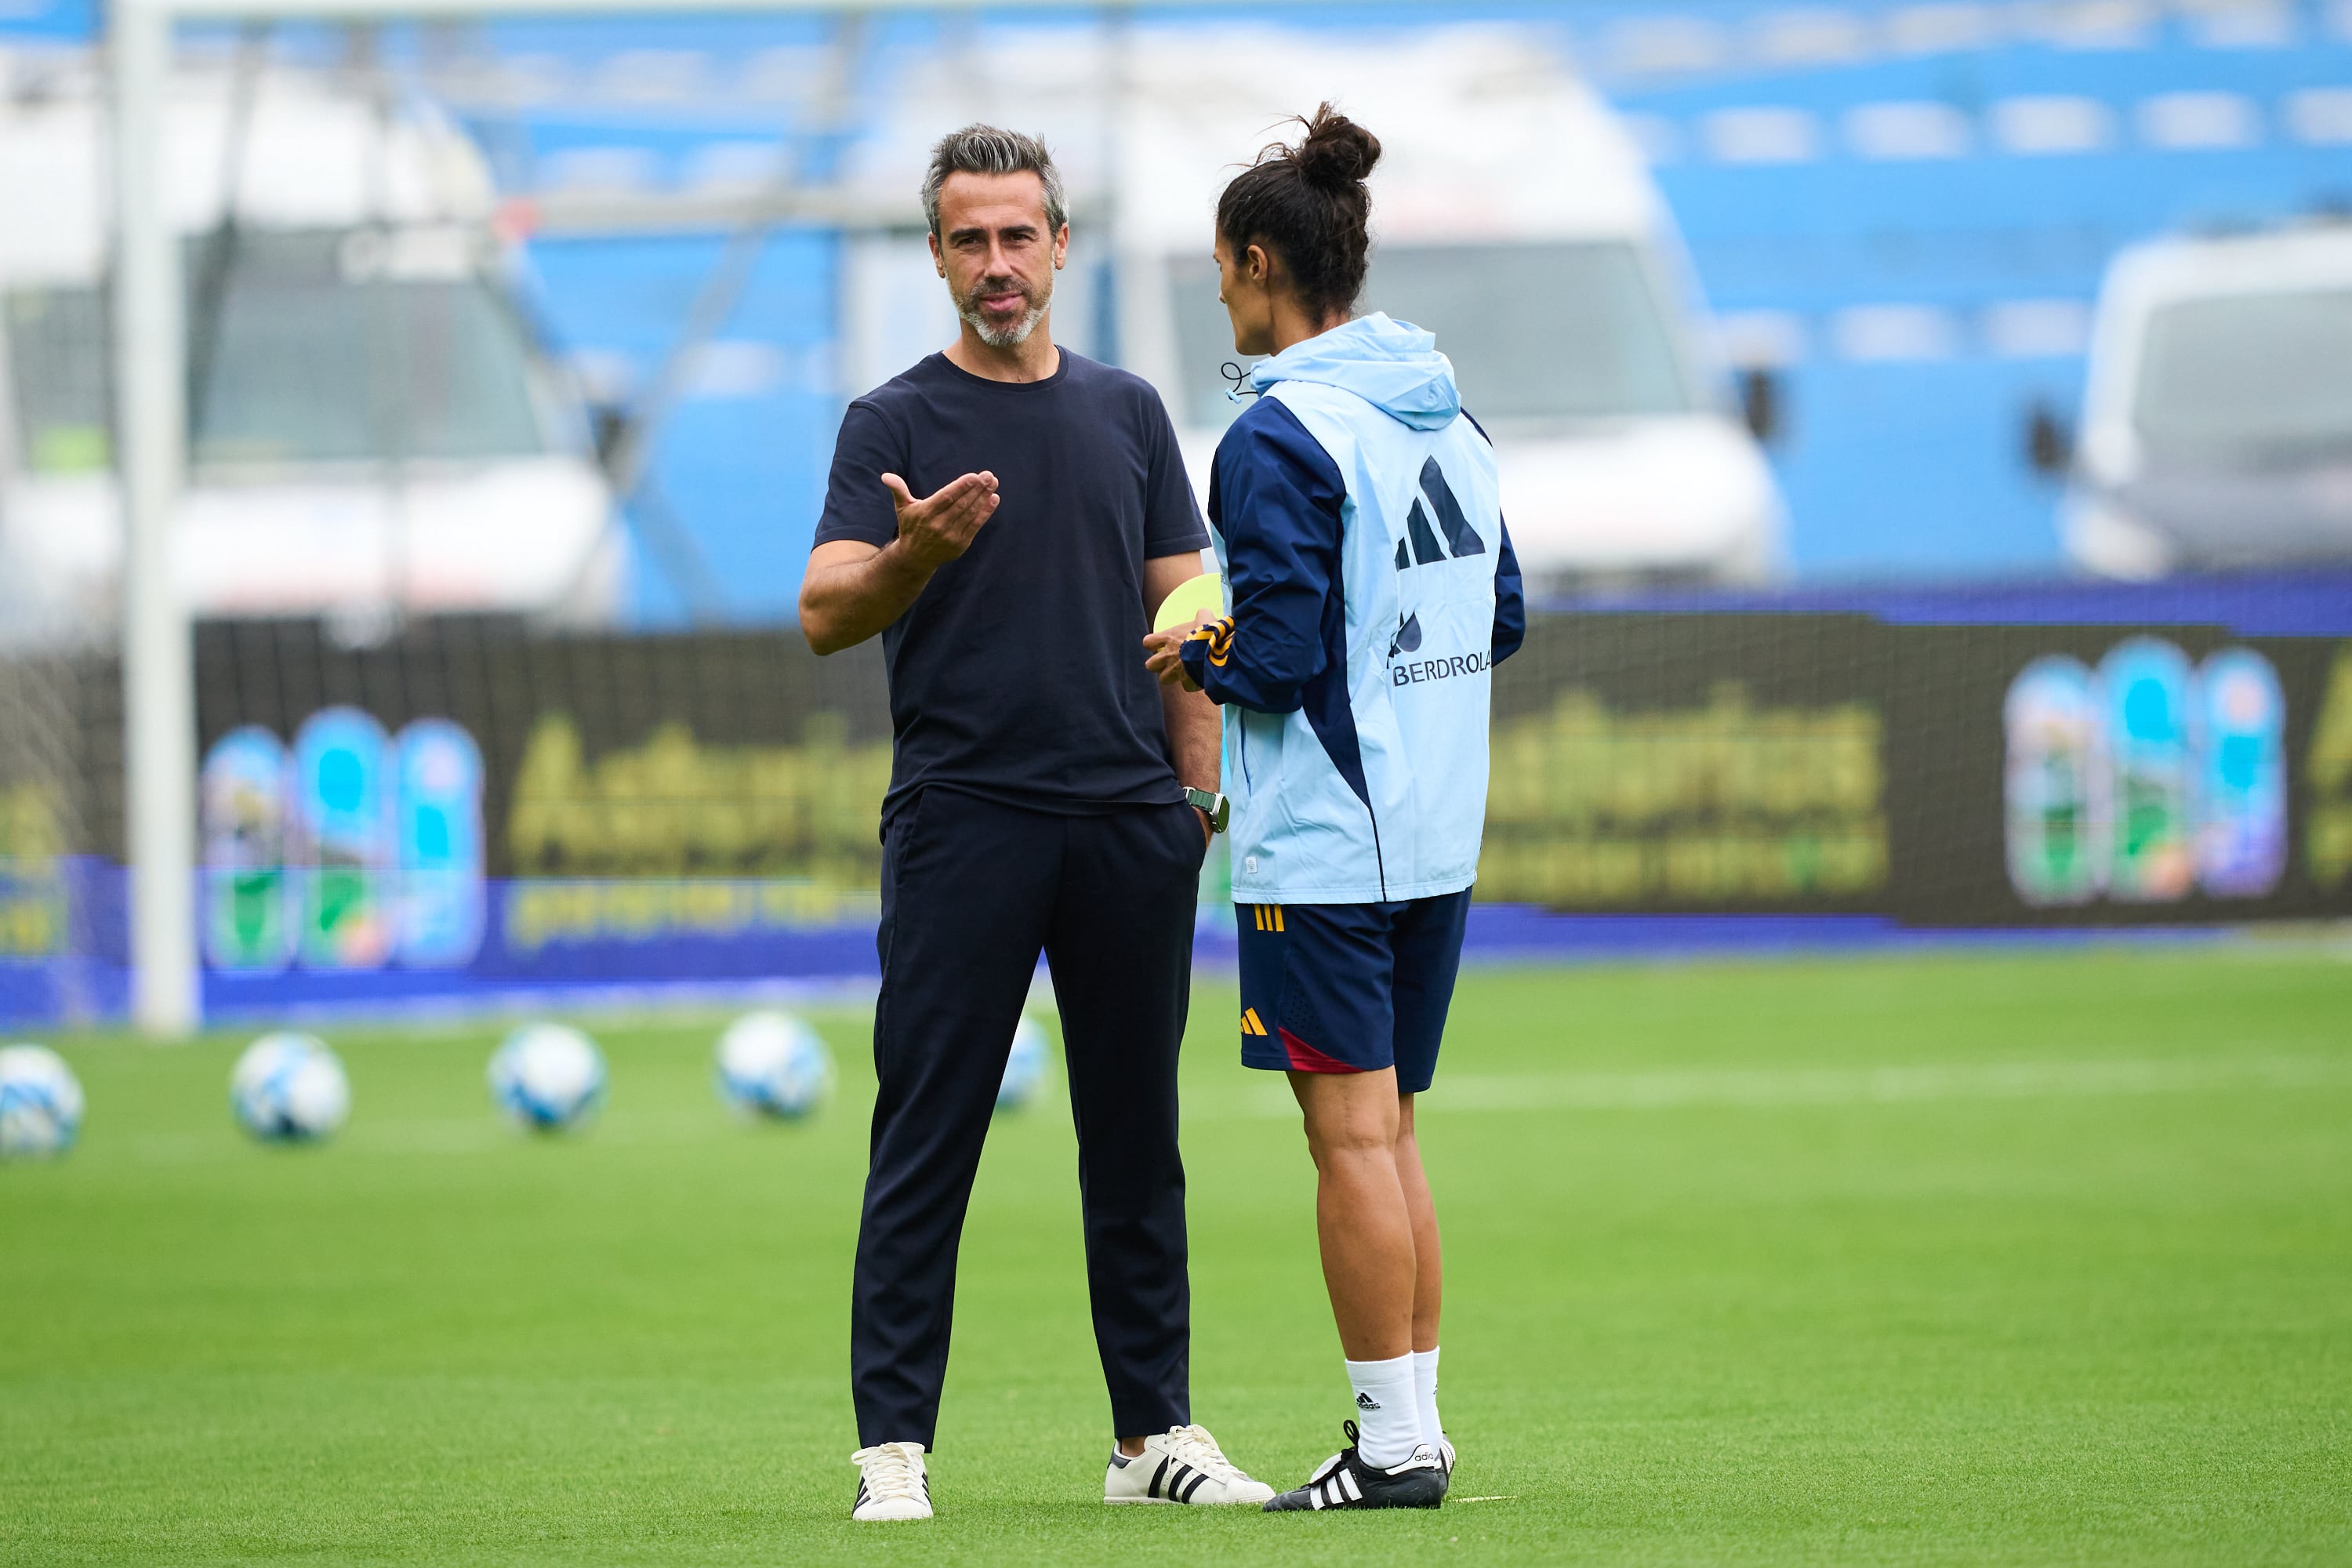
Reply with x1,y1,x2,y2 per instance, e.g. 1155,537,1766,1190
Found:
1184,787,1230,833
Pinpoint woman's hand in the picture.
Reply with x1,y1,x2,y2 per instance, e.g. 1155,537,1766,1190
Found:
1143,619,1207,691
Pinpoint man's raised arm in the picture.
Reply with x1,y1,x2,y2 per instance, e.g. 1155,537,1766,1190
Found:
799,470,1000,655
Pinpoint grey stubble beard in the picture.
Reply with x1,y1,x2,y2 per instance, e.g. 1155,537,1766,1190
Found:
956,274,1052,349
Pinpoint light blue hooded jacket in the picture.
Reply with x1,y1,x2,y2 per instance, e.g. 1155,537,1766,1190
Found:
1179,313,1524,905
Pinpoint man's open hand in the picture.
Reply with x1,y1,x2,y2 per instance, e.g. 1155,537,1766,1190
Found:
883,470,1000,570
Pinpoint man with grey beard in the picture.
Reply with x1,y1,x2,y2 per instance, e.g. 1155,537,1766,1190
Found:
800,125,1269,1522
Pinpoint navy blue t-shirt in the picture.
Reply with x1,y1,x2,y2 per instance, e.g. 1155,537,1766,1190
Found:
815,349,1211,824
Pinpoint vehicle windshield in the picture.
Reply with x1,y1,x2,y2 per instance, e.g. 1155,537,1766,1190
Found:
6,238,547,475
1171,238,1699,431
2133,287,2352,463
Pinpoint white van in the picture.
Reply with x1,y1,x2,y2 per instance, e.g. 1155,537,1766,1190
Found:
2050,221,2352,577
837,23,1785,587
0,60,619,638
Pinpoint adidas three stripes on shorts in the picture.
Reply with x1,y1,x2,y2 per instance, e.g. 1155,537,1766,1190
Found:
1232,890,1472,1096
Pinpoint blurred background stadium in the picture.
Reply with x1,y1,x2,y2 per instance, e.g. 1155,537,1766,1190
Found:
0,0,2347,1026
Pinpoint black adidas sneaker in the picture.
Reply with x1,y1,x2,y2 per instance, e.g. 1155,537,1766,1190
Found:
1262,1421,1447,1512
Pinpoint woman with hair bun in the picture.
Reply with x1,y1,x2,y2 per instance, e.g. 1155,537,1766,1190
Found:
1144,104,1526,1513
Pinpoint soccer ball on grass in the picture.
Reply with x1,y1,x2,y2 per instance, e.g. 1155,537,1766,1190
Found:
714,1010,833,1120
489,1022,606,1131
230,1032,351,1143
996,1017,1052,1114
0,1044,84,1160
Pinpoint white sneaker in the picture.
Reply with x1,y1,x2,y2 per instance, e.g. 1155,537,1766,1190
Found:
850,1442,932,1521
1105,1424,1276,1506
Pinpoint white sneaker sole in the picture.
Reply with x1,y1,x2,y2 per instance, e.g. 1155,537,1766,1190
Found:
851,1501,932,1522
1105,1489,1276,1506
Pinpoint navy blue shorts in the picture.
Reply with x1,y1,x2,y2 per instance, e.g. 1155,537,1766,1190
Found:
1234,890,1472,1095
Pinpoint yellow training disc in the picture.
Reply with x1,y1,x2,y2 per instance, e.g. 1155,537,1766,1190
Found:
1152,570,1225,633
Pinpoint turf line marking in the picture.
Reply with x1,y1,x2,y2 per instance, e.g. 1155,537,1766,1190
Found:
1454,1496,1515,1503
1203,1054,2352,1120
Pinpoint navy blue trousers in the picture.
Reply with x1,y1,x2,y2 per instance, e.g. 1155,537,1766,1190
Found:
851,788,1203,1447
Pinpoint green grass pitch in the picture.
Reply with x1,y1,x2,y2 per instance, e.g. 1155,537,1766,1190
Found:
4,946,2349,1566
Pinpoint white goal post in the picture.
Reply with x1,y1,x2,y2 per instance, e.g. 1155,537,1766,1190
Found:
107,0,1425,1034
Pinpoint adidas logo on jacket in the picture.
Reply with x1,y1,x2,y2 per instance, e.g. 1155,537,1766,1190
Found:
1178,313,1526,905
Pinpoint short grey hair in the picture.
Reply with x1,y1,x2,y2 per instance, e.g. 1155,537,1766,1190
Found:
921,123,1068,238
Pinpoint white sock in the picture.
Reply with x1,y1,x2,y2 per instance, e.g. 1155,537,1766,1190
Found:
1413,1346,1444,1450
1345,1352,1424,1468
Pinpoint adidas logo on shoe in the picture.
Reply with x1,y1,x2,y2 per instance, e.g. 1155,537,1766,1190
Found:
1263,1421,1446,1512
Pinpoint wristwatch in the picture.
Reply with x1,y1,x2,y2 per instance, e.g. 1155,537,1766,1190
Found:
1184,787,1231,835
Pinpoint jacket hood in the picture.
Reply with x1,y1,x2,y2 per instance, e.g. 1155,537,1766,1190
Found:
1250,313,1461,431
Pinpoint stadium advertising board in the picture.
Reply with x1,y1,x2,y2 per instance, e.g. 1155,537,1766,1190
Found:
179,620,893,1014
2,593,2347,1023
1884,625,2338,927
1482,613,1890,912
1483,612,2340,928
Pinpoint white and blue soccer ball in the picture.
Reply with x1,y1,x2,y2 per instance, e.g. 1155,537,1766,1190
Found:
714,1010,833,1121
0,1044,85,1160
230,1032,351,1143
489,1022,606,1131
996,1017,1052,1114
